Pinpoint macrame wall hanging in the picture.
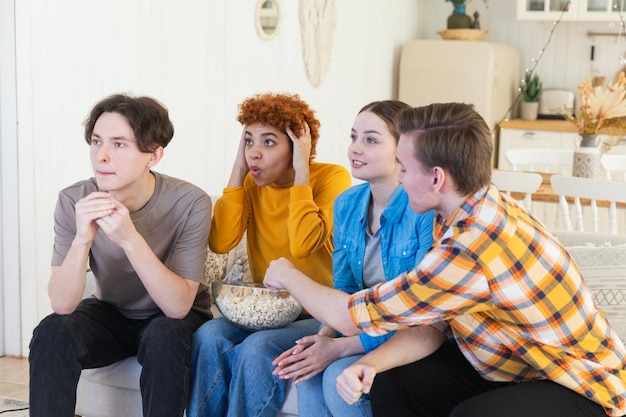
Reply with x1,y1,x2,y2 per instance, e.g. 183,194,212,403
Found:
299,0,336,87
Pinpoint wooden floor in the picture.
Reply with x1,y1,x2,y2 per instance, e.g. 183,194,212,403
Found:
0,356,84,416
0,356,29,402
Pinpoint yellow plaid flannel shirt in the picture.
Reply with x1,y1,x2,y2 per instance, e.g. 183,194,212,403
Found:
349,185,626,416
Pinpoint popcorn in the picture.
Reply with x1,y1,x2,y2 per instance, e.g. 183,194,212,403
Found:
214,282,302,331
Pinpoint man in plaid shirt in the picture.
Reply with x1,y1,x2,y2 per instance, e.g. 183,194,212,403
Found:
264,102,626,417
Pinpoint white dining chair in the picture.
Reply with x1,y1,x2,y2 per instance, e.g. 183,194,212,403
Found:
550,175,626,234
600,154,626,181
505,148,574,174
491,170,543,211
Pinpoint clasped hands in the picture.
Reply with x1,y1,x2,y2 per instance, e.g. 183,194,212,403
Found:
75,192,137,247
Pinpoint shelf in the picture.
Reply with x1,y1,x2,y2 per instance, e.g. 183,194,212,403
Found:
499,119,578,132
517,0,626,21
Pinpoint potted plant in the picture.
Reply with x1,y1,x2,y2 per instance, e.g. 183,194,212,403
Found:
445,0,488,29
520,71,542,120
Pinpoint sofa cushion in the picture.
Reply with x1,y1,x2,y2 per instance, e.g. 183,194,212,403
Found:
280,385,298,416
204,233,251,300
554,230,626,247
223,232,251,283
566,243,626,343
205,246,228,282
79,356,141,390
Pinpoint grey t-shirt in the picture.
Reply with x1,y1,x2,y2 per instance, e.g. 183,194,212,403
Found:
362,231,385,289
51,171,212,319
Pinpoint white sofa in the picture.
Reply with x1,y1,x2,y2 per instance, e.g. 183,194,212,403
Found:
74,230,626,417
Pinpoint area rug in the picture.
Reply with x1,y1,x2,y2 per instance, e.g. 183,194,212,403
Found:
0,397,29,416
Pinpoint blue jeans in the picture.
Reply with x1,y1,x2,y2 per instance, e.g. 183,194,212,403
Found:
297,354,372,417
189,316,320,417
28,297,209,417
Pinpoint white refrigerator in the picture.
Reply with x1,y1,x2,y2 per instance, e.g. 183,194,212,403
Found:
398,39,521,132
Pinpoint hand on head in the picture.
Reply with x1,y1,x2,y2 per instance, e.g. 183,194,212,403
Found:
235,126,251,176
287,122,312,184
237,126,250,169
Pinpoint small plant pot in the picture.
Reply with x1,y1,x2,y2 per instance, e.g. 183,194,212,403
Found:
447,5,472,29
520,101,539,120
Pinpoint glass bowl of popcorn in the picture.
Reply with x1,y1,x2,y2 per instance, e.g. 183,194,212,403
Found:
212,281,303,331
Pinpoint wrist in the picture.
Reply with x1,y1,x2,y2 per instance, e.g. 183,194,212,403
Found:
319,326,337,338
71,237,93,248
228,167,247,187
118,230,144,253
337,336,365,357
293,167,310,186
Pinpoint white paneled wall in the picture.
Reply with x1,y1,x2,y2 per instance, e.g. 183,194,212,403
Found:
10,0,420,355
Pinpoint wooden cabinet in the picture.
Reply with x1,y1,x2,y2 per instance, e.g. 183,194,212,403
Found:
497,119,626,170
497,120,578,170
517,0,626,21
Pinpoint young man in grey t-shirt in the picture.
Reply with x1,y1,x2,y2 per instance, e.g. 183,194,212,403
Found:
28,94,212,417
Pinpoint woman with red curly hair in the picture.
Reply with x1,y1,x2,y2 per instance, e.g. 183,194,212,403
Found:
189,92,351,417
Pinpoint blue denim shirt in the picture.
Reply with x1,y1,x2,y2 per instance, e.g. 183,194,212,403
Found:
332,183,435,352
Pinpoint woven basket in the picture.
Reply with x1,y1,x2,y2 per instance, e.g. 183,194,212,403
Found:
437,29,488,41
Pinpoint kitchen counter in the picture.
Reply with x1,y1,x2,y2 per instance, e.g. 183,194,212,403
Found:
499,119,578,132
499,118,624,134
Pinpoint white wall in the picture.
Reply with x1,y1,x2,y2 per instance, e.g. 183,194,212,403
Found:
10,0,420,356
1,0,20,357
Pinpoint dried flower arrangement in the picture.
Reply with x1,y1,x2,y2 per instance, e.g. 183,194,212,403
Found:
563,72,626,152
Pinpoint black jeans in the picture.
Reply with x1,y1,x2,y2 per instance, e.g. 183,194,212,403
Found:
370,339,609,417
28,297,209,417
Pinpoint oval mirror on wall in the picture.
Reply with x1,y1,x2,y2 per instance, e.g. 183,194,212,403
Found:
255,0,281,41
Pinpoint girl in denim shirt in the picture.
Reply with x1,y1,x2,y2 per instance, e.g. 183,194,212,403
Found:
272,100,436,417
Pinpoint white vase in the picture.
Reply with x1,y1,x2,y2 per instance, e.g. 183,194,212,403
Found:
520,101,539,120
572,134,601,178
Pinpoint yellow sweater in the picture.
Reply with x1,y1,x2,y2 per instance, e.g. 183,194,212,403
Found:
209,161,351,288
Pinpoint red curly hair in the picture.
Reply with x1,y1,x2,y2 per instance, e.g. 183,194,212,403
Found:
237,93,320,160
